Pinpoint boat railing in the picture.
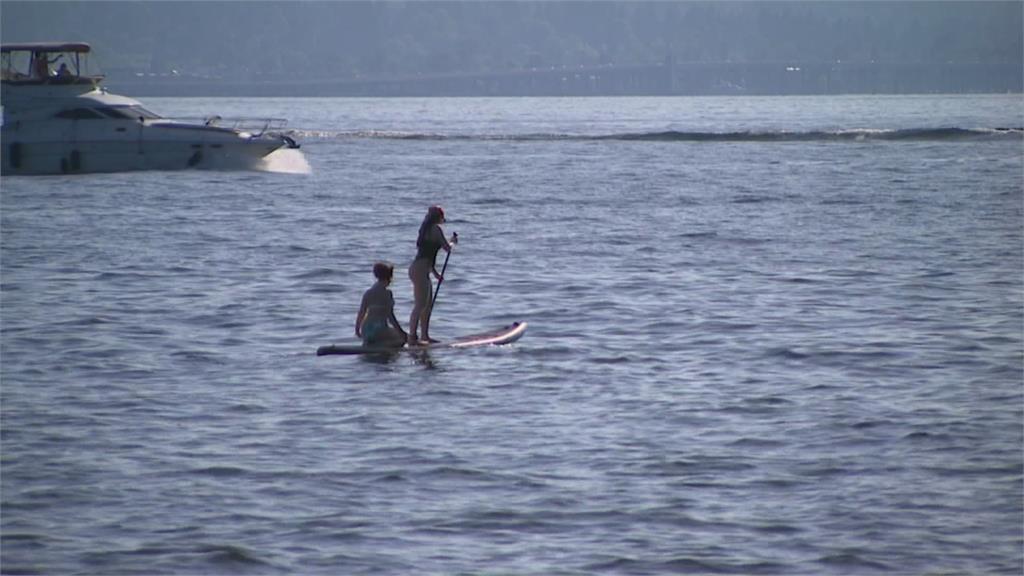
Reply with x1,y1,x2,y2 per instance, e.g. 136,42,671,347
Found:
0,73,102,87
170,116,290,136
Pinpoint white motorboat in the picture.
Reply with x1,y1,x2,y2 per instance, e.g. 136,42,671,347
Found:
1,42,299,175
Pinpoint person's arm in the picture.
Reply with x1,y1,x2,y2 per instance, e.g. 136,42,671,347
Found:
386,291,407,338
442,228,458,251
432,226,456,279
388,309,407,339
355,294,368,337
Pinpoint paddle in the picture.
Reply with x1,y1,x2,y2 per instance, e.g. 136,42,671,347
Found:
430,232,457,312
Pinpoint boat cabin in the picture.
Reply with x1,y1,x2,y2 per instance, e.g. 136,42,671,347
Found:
1,42,100,85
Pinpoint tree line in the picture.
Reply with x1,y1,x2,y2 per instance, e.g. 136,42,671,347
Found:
3,1,1021,82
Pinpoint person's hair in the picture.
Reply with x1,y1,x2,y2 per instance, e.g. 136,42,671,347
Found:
373,261,394,281
418,205,445,245
423,205,444,227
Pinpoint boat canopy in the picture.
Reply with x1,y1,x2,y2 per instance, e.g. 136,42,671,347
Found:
1,42,91,54
1,42,100,85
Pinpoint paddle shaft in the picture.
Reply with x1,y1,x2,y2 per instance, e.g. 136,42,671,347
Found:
430,232,456,312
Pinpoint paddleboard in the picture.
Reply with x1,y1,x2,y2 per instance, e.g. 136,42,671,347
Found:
316,321,527,356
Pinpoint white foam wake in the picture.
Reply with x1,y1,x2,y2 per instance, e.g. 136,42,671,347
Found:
259,148,313,174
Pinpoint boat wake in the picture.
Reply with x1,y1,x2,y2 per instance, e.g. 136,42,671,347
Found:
258,148,312,174
290,126,1023,144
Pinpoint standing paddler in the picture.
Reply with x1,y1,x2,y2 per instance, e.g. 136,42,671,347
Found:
407,205,456,345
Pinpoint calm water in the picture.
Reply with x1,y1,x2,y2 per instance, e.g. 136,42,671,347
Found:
2,95,1022,575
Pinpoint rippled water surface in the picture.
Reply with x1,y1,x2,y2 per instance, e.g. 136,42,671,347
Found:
2,95,1022,574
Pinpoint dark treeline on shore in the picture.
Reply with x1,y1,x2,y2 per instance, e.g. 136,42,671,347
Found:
3,1,1021,96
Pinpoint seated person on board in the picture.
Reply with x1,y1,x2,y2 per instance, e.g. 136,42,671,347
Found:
355,262,408,349
32,52,58,79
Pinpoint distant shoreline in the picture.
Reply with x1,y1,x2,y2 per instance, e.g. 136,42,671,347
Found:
106,61,1022,98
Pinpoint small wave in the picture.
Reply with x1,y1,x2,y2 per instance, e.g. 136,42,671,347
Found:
307,283,345,294
169,349,222,363
291,267,345,280
289,126,1022,143
607,126,1024,142
732,194,779,204
189,465,249,477
764,346,810,360
93,271,156,282
818,552,893,572
587,556,790,574
81,542,279,571
678,231,719,239
903,430,953,442
58,315,118,327
925,462,1024,478
590,355,633,365
729,437,786,448
421,465,493,481
199,544,277,569
1,533,43,541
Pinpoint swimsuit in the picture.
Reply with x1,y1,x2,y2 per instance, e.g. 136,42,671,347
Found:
416,224,444,266
362,316,387,345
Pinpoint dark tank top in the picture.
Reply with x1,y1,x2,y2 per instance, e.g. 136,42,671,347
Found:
415,224,443,264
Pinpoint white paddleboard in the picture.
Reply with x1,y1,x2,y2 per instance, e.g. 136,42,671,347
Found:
316,322,527,356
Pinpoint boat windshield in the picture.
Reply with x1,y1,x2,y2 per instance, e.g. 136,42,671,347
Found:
96,105,162,120
1,46,101,83
53,105,163,120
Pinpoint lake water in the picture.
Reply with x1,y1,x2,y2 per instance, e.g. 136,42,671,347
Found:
2,95,1022,574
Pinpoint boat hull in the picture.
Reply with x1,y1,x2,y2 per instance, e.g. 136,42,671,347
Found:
1,128,285,175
